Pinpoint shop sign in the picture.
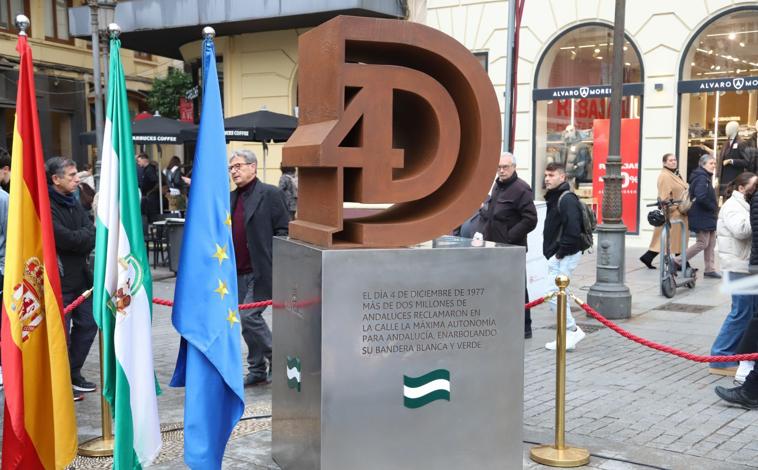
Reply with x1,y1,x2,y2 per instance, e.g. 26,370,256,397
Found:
591,118,641,233
678,76,758,93
533,83,643,101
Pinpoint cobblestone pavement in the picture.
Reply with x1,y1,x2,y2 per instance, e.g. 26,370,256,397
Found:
2,246,758,469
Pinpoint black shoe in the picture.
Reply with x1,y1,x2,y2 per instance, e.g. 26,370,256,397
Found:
71,376,96,393
244,373,271,387
639,251,657,269
524,329,533,339
715,385,758,409
704,271,722,279
73,391,84,402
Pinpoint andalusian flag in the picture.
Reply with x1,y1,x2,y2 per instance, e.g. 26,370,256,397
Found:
1,32,77,469
92,36,161,468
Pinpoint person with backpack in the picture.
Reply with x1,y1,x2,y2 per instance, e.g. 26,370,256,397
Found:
542,162,587,351
677,154,720,278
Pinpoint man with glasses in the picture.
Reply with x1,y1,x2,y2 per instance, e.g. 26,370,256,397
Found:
481,152,537,338
229,149,290,386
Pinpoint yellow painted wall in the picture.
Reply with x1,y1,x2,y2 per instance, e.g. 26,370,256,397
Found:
180,29,302,185
0,1,181,92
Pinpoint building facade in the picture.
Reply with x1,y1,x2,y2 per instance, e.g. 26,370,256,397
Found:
0,0,178,167
69,0,405,184
423,0,758,243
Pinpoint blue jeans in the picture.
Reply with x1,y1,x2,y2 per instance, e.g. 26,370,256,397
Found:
710,272,758,368
547,252,582,331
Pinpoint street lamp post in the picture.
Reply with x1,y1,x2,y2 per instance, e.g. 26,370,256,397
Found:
586,0,632,319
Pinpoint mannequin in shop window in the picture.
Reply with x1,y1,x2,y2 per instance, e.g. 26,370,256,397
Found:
560,124,591,188
720,120,749,197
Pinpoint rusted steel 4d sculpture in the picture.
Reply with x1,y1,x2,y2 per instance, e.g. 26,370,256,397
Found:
283,16,501,247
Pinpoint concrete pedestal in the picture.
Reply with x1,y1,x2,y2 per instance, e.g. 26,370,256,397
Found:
272,236,525,470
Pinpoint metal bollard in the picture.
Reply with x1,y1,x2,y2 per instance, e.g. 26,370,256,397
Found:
530,275,590,467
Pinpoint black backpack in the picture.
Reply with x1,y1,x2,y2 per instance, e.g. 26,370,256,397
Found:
558,191,596,252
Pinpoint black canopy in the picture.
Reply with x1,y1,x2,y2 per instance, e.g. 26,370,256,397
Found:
79,115,198,145
180,109,297,143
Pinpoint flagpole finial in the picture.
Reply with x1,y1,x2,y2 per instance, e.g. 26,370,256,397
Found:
202,26,215,39
108,23,121,38
15,14,29,36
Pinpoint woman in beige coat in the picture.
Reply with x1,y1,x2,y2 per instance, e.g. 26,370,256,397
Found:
640,153,689,268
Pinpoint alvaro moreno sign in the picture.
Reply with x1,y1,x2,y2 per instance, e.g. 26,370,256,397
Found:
678,76,758,93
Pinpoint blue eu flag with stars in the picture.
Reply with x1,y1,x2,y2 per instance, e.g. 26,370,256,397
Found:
170,35,244,469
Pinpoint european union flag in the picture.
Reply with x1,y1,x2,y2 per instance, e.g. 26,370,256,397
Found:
170,34,244,469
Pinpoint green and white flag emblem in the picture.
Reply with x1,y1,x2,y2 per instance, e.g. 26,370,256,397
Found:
92,36,161,468
403,369,451,409
286,356,301,392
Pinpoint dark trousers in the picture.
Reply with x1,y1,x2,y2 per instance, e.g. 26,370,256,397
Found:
237,272,272,378
62,290,97,378
744,368,758,398
525,283,532,332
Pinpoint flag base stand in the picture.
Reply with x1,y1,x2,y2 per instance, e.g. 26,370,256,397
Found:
78,333,114,458
78,436,114,457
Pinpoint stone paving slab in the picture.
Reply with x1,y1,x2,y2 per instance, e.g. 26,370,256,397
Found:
2,247,758,469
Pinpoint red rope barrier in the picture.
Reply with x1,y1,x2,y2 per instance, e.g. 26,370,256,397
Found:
63,289,92,315
572,294,758,363
66,291,543,315
62,285,758,364
525,293,553,310
151,297,272,310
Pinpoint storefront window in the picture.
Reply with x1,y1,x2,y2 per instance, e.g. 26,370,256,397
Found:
533,24,643,211
679,8,758,190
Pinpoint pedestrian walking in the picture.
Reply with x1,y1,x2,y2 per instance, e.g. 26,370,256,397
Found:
229,149,290,386
709,172,758,376
278,165,298,220
136,153,161,226
640,153,689,269
46,157,98,394
715,308,758,408
481,152,537,338
677,154,719,278
542,162,585,351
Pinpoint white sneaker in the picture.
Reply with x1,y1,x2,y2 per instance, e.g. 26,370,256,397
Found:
735,361,755,385
544,326,586,351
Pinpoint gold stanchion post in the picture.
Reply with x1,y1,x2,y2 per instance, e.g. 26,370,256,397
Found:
78,332,114,457
530,275,590,467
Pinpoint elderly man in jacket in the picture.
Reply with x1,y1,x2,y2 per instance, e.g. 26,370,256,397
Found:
46,157,97,394
229,149,290,386
482,152,537,338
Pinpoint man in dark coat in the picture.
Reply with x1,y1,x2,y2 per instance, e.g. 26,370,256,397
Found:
46,157,97,394
136,153,161,226
680,154,719,278
482,152,537,338
229,149,290,386
542,162,585,351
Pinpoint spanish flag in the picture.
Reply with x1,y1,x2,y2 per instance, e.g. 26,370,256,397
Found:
1,32,78,469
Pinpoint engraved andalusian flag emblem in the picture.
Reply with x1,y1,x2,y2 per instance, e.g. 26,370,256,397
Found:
287,356,301,392
403,369,451,408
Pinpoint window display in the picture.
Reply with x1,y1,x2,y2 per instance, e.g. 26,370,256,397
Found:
678,9,758,193
533,24,642,204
